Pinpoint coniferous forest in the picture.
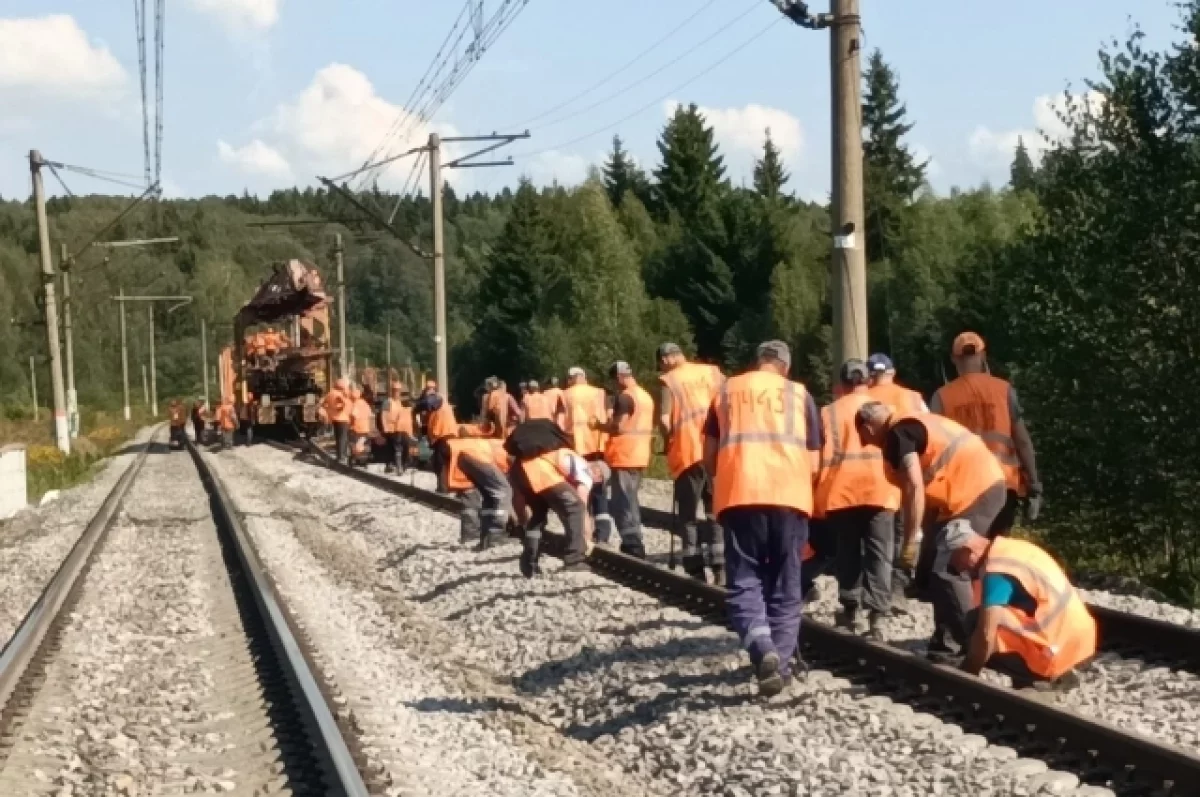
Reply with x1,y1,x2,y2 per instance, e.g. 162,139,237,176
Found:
4,7,1200,600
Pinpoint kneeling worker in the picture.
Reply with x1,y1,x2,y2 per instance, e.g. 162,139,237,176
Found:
936,520,1095,688
442,427,512,548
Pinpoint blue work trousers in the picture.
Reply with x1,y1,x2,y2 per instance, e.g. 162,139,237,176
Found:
722,506,808,675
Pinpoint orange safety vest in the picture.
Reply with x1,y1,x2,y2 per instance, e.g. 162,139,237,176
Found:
564,383,607,456
168,403,187,427
605,384,654,469
661,362,723,479
868,381,926,416
485,389,513,438
889,413,1004,521
323,388,350,424
712,370,813,516
542,387,564,426
814,391,900,516
216,404,238,431
427,401,456,441
521,451,567,494
522,393,552,421
381,399,413,435
980,537,1097,679
350,398,374,435
489,439,510,473
446,437,500,492
934,373,1024,495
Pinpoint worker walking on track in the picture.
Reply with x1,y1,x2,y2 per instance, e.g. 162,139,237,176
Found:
348,385,374,465
564,366,614,545
657,342,726,585
931,332,1043,534
216,396,238,450
483,377,521,438
323,378,351,463
505,419,589,577
522,380,552,421
936,520,1095,689
191,397,207,446
855,402,1007,656
596,361,654,559
442,427,513,548
704,340,821,696
814,360,899,640
168,399,188,450
543,376,565,430
381,382,414,473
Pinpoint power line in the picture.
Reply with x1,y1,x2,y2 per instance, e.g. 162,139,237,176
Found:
513,16,782,160
503,0,737,131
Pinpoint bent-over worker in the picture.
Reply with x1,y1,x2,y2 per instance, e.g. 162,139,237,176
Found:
704,340,821,697
443,427,513,548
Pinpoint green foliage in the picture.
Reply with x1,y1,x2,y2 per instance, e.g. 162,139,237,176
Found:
602,135,650,209
1009,137,1038,192
753,130,791,202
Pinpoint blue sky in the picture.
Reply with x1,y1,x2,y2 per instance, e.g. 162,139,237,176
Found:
0,0,1183,201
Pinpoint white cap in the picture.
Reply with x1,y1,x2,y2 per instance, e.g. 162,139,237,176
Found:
933,519,979,572
567,366,585,378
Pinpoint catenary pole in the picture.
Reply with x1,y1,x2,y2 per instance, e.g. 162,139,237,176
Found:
428,132,448,395
201,317,209,408
148,305,158,417
335,233,348,379
60,243,78,438
30,356,38,422
30,150,69,453
120,288,131,421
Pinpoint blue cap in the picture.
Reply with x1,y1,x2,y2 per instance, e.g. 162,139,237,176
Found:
867,353,894,373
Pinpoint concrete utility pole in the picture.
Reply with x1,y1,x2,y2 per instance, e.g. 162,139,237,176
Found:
119,288,131,421
201,318,209,408
30,150,69,454
335,233,348,380
59,243,78,439
386,323,392,370
830,0,867,367
428,132,449,394
29,356,38,422
148,305,158,417
142,363,149,406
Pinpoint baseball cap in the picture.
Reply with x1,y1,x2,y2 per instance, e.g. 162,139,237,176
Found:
932,519,978,573
609,360,633,377
756,339,792,368
867,353,894,373
952,332,986,357
528,380,540,390
567,366,585,379
839,358,869,386
656,342,683,359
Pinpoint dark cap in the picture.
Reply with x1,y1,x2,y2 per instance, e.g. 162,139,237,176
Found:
866,353,894,373
656,342,683,359
609,360,633,378
839,358,869,386
756,339,791,368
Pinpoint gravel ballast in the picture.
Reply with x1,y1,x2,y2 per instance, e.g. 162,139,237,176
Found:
224,444,1106,796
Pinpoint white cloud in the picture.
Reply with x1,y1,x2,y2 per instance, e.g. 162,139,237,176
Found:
521,150,590,187
188,0,281,31
969,90,1106,167
217,139,292,179
218,63,459,189
664,100,804,187
0,15,126,102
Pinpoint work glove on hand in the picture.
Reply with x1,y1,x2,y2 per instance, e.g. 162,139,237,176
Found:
899,540,919,571
1026,483,1044,523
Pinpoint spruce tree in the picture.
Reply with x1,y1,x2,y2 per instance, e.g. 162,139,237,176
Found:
1010,137,1038,192
602,135,648,208
753,129,791,201
653,103,727,224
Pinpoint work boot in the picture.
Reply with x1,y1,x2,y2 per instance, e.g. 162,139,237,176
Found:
682,554,707,582
710,565,725,587
865,611,886,642
519,539,541,579
755,651,785,697
834,606,861,632
619,540,647,560
560,560,590,573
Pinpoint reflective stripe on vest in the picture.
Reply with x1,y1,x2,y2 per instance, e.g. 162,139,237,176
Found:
485,390,511,437
605,384,654,469
815,392,900,515
662,362,722,479
428,402,456,441
564,384,607,456
935,373,1024,495
982,537,1097,679
382,399,413,434
521,451,567,494
894,413,1004,521
712,370,812,515
447,437,495,492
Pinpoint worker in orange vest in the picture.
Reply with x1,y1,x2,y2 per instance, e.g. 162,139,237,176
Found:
815,360,900,640
595,361,654,559
482,377,519,438
167,398,188,449
855,401,1007,657
563,366,614,545
264,327,279,357
930,332,1042,534
522,380,552,421
506,420,589,576
703,340,821,696
935,520,1095,689
442,427,513,547
323,378,351,463
348,384,374,466
417,382,457,492
381,382,415,473
542,376,565,430
657,342,726,585
190,397,208,446
216,396,238,450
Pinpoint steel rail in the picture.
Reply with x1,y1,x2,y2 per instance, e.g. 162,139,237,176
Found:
284,436,1200,796
187,440,371,797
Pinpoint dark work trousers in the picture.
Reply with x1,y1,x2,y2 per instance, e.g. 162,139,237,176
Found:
675,463,724,581
430,444,448,493
587,455,614,544
241,419,254,446
385,432,413,471
333,422,350,463
722,506,808,677
611,467,646,557
991,490,1021,537
169,425,187,449
916,481,1008,649
829,506,895,615
192,420,205,446
459,456,513,545
511,461,587,569
801,518,837,598
892,511,911,603
221,429,234,450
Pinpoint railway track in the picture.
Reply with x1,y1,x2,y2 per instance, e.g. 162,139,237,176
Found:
282,436,1200,797
0,430,369,796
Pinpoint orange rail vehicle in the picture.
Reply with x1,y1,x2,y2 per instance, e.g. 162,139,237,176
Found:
219,259,333,436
